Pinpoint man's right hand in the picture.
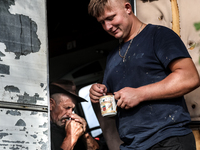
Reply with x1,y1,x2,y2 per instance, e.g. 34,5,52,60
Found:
65,120,84,142
61,120,84,150
89,83,107,103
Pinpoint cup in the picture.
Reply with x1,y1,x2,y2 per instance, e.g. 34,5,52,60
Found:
99,95,117,117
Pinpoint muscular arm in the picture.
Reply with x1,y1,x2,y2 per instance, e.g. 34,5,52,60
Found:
142,58,200,100
115,58,200,109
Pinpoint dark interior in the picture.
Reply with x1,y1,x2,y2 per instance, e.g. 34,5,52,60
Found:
47,0,118,86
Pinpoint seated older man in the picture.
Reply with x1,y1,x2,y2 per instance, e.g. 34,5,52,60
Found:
49,79,101,150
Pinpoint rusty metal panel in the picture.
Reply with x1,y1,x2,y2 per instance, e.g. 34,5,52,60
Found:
0,0,48,106
0,108,49,150
0,0,50,149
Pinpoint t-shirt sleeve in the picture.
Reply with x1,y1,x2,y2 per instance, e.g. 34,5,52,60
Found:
154,26,191,69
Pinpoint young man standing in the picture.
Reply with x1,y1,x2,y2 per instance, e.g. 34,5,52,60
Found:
88,0,200,149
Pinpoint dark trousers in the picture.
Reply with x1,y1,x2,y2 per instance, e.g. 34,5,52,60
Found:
147,132,196,150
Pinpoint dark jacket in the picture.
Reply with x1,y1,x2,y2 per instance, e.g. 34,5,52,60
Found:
51,122,86,150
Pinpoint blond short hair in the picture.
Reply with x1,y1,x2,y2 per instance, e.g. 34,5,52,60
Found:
88,0,130,17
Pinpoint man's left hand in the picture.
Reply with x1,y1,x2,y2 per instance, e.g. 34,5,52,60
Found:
114,87,142,109
70,114,87,133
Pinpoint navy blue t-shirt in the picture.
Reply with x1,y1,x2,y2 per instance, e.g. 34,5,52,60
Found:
102,24,192,150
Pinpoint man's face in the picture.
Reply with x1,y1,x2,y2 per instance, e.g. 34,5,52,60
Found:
50,94,76,128
96,1,132,41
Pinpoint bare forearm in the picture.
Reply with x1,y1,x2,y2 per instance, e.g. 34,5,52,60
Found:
60,136,77,150
81,133,99,150
139,60,200,102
